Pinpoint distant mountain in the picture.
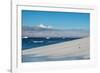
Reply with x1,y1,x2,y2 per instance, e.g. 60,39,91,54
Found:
22,24,89,38
22,24,54,31
36,24,52,29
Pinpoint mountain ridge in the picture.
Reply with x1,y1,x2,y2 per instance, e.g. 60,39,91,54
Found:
22,25,89,38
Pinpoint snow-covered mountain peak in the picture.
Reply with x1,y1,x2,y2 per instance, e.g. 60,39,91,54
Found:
37,24,52,29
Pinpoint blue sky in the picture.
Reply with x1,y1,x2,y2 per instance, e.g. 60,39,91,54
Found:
22,10,90,30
